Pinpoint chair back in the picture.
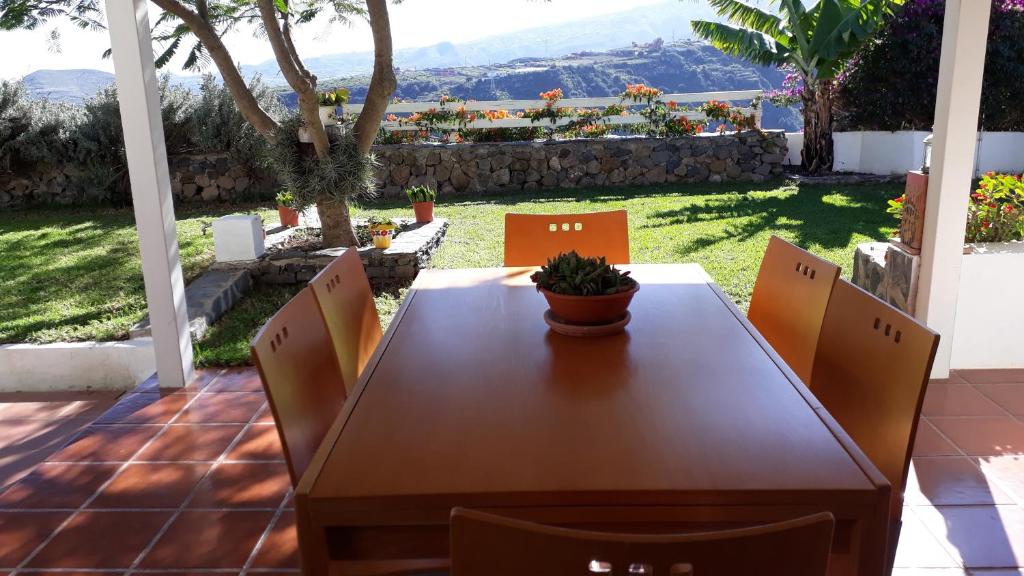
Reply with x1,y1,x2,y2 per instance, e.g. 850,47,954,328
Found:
748,235,840,383
810,279,939,519
450,508,834,576
251,288,348,486
504,210,630,267
309,248,383,394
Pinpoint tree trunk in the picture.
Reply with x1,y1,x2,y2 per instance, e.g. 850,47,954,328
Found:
318,199,359,248
801,79,834,174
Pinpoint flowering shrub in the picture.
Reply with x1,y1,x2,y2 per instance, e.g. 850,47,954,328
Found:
968,173,1024,242
698,100,758,133
620,83,663,103
763,67,803,108
836,0,1024,131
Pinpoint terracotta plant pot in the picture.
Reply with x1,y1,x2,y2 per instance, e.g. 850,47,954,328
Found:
539,283,639,325
412,201,434,223
278,206,300,227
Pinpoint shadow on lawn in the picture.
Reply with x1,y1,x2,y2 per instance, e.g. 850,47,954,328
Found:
646,184,896,255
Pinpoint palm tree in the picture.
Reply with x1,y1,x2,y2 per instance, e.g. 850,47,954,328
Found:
692,0,903,173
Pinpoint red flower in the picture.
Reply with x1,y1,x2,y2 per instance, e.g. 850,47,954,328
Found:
982,221,992,229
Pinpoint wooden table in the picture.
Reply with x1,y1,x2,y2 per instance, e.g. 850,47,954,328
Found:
296,265,891,576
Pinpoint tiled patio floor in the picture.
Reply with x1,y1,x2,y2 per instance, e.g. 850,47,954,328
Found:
0,368,1022,575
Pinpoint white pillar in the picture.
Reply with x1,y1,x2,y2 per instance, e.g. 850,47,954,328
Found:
105,0,194,387
916,0,991,378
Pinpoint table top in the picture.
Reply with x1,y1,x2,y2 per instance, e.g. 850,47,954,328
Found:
302,264,883,511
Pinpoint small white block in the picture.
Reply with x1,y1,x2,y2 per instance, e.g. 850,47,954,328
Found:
213,215,265,262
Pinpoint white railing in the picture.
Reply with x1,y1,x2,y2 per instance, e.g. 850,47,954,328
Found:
346,89,763,132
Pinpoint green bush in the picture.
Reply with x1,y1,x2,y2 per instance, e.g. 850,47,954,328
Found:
836,0,1024,131
0,80,78,175
189,74,282,170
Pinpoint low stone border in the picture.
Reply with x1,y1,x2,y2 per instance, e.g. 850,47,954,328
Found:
786,172,906,185
0,339,156,391
215,218,449,290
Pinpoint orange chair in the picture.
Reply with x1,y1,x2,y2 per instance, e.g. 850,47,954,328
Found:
254,289,447,576
309,248,383,394
747,236,841,383
451,508,834,576
809,279,939,562
504,210,630,267
251,287,349,487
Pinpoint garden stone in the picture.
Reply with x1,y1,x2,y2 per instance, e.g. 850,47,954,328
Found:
548,157,561,171
201,185,220,201
492,168,511,186
391,165,411,186
217,176,236,190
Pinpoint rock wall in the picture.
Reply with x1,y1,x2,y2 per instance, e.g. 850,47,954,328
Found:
852,241,921,314
0,153,278,209
374,131,788,197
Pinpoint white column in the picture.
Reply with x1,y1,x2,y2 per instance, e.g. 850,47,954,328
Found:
916,0,991,378
105,0,194,387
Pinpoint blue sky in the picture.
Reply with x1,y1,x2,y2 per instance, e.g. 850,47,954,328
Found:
0,0,671,79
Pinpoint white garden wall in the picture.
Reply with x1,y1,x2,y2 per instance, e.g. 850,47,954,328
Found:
832,131,1024,176
783,132,803,166
0,339,156,391
950,242,1024,369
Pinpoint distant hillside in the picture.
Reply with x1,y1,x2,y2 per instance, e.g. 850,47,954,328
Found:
284,41,802,131
23,69,115,103
242,2,717,81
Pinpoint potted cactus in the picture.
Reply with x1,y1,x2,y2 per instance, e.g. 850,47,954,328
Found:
405,185,437,223
318,88,350,126
275,191,300,227
368,216,397,249
530,251,639,325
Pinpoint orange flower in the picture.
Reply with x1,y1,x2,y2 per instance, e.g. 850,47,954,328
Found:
386,114,398,122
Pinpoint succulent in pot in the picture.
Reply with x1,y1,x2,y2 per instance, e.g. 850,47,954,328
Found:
368,215,397,249
275,191,300,227
530,251,638,325
405,185,437,223
317,88,350,126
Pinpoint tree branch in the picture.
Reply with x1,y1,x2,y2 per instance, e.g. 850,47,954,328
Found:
151,0,278,137
353,0,396,153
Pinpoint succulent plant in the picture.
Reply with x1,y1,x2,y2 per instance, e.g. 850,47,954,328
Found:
405,185,437,203
530,251,636,296
367,215,396,229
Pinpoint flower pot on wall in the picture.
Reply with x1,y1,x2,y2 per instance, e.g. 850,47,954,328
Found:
370,226,395,249
412,201,434,223
278,206,300,227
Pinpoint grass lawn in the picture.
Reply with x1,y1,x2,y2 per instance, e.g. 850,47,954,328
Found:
1,181,899,367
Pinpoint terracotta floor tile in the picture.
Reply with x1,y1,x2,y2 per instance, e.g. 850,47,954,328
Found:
905,458,1014,506
206,368,264,392
136,369,221,394
27,510,171,569
188,462,290,509
914,505,1024,569
958,370,1024,385
251,511,298,569
0,511,69,567
174,393,265,424
931,418,1024,457
135,425,243,462
47,425,162,463
924,386,1006,417
976,385,1024,418
94,393,195,425
225,424,284,462
0,463,120,509
894,509,962,568
139,510,273,569
0,392,119,421
975,456,1024,504
0,419,99,488
915,419,963,457
90,463,210,509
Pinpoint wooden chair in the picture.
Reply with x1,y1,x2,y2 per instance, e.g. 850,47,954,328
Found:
504,210,630,267
251,287,349,487
451,508,834,576
254,289,447,576
809,279,939,561
309,248,383,394
747,235,841,383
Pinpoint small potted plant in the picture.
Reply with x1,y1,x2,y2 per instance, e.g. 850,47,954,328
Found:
275,191,300,227
368,216,397,249
318,88,350,126
405,185,437,223
530,251,639,326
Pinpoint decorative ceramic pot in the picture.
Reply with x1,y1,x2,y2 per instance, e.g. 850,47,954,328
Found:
278,206,300,227
412,201,434,224
319,105,338,126
539,283,639,325
371,225,396,249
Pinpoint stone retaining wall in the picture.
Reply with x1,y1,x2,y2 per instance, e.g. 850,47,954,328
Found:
0,153,278,208
373,131,788,197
